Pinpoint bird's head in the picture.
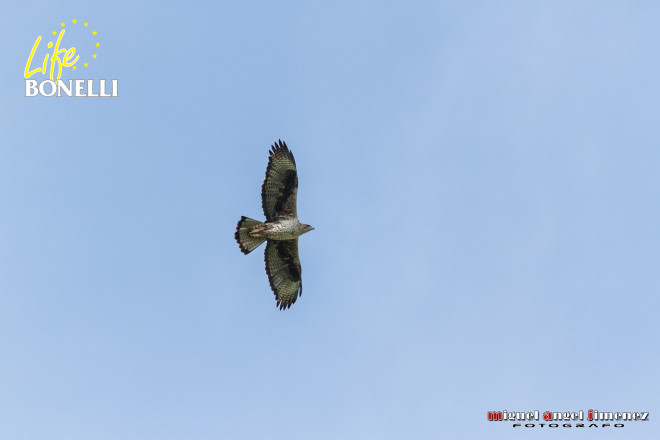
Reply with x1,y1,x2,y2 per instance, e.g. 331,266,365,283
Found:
301,224,314,235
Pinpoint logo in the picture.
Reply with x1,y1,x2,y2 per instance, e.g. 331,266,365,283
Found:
487,409,650,429
24,19,118,97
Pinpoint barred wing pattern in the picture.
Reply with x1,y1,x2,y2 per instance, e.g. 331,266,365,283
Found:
265,240,302,310
261,140,298,221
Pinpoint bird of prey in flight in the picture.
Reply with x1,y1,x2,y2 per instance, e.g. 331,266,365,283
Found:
235,140,314,310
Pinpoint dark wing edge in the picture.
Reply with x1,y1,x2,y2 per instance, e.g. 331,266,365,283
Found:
264,239,303,310
261,139,298,221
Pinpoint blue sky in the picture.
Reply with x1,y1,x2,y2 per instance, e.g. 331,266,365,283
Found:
1,1,659,439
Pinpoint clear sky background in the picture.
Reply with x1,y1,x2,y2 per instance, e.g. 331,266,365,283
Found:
1,1,658,439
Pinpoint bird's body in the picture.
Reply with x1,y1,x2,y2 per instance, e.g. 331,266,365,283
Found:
234,140,313,310
248,218,308,241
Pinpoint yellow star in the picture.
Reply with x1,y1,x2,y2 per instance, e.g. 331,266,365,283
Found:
84,62,88,67
72,19,77,24
72,66,77,70
92,54,97,59
96,42,100,47
84,22,88,27
92,31,97,35
61,22,65,27
52,30,57,35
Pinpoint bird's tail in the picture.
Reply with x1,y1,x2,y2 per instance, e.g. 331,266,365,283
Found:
235,216,266,254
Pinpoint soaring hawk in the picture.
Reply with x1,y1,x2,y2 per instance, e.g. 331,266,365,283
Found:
235,140,314,310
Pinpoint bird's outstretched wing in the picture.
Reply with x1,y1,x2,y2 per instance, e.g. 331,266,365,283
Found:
261,140,298,221
265,239,302,310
